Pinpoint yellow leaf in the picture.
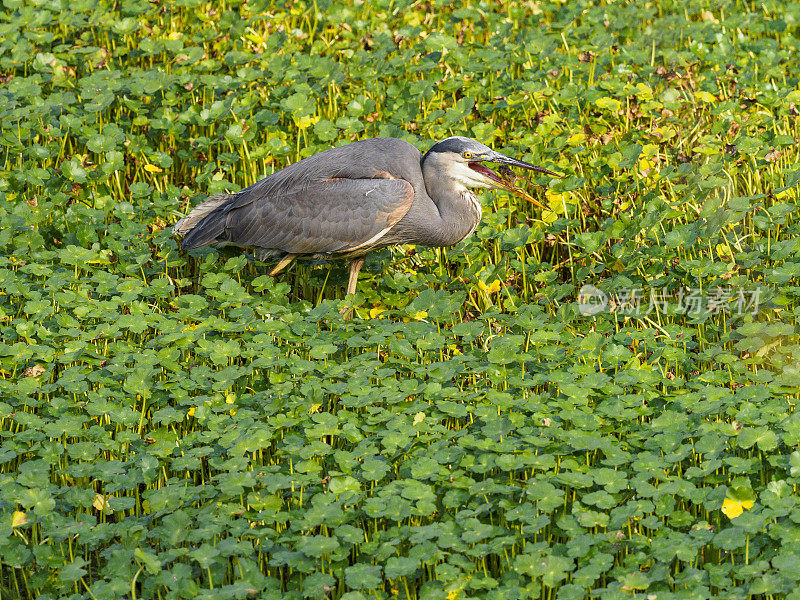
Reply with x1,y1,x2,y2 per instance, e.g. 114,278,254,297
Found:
715,243,733,260
545,190,566,211
309,403,322,414
541,209,558,224
212,171,224,181
721,497,754,519
296,115,320,130
144,164,162,173
638,159,657,180
12,511,27,527
187,406,196,417
566,132,586,145
542,190,574,222
641,143,660,157
651,126,677,142
246,31,266,45
413,412,425,425
595,97,621,112
225,392,235,404
369,307,387,319
696,91,716,103
701,9,719,23
410,310,428,321
635,83,653,99
93,494,113,514
478,280,502,294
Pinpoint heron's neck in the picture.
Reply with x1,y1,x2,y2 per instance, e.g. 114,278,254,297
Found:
422,163,483,246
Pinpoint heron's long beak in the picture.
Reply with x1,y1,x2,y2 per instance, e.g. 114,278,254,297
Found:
468,151,561,210
490,152,561,177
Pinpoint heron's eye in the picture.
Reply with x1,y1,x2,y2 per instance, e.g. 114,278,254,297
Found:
463,152,473,159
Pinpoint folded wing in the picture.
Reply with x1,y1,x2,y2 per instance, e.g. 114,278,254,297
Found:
178,177,414,255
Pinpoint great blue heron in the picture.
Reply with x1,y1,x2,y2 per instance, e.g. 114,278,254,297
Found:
173,136,558,295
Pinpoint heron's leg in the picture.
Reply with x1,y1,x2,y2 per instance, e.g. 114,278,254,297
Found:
269,254,296,276
346,256,365,296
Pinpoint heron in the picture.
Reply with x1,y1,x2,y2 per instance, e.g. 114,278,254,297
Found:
173,136,558,297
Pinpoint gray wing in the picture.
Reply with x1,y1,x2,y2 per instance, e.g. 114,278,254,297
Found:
180,177,414,255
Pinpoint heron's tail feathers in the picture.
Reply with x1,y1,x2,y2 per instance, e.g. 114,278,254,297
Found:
173,193,234,248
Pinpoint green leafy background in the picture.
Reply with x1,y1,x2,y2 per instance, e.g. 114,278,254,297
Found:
2,0,800,598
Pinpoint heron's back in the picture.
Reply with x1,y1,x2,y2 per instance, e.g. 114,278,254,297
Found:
175,137,427,253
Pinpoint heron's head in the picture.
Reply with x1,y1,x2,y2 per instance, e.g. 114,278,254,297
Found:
422,136,559,197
